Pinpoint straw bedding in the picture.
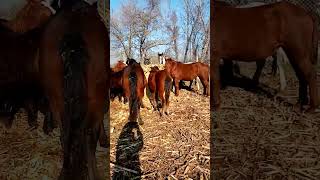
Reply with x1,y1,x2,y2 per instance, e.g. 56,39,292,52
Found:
212,60,320,179
0,112,109,179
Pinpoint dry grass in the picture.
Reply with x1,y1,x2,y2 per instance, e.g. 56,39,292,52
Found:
110,64,210,179
0,111,109,179
212,61,320,179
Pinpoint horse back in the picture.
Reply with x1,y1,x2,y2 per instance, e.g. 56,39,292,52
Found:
173,62,199,80
214,1,315,61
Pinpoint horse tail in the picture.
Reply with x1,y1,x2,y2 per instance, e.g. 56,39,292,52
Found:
60,32,88,145
129,71,139,122
164,76,172,104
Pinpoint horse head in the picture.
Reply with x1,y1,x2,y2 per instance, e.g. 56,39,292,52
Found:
164,58,176,74
150,66,159,72
126,58,138,66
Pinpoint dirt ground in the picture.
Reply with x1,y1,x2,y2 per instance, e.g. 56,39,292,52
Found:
110,64,210,179
212,60,320,179
0,112,109,179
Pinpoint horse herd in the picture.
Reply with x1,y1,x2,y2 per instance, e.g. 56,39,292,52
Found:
110,56,210,123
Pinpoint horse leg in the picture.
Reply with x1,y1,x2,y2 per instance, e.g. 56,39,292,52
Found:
42,111,54,135
138,99,144,125
82,111,103,180
174,78,180,96
150,92,157,111
272,55,278,76
212,56,221,111
98,119,108,148
289,54,318,112
159,89,165,117
253,60,266,85
164,94,170,115
123,89,129,104
223,60,234,80
1,115,15,129
25,100,38,129
199,76,209,96
301,66,318,112
189,80,193,90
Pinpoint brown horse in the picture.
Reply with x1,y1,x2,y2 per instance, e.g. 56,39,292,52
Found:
112,60,126,72
110,60,127,102
216,1,281,86
0,12,57,134
164,57,210,96
0,0,54,34
211,1,319,112
111,69,125,102
122,58,146,125
38,1,108,179
148,66,172,116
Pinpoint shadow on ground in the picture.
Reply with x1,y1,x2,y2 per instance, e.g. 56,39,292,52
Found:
112,122,144,179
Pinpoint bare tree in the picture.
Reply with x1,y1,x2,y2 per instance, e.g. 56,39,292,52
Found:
181,0,203,62
165,10,179,60
111,0,170,61
110,0,139,58
180,0,209,63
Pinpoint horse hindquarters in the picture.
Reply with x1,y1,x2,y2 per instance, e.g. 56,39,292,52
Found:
59,32,101,180
128,71,143,125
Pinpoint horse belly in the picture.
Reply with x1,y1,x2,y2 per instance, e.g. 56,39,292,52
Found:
214,9,280,60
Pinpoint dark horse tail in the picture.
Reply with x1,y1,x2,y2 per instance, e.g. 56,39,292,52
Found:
129,71,139,122
165,76,172,104
59,32,88,150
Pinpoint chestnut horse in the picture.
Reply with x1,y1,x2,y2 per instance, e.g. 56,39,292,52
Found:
0,0,55,134
0,16,54,134
122,58,146,125
164,57,210,96
148,66,172,116
111,60,126,72
211,1,319,112
0,0,55,34
39,1,108,179
217,1,288,90
110,60,127,102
